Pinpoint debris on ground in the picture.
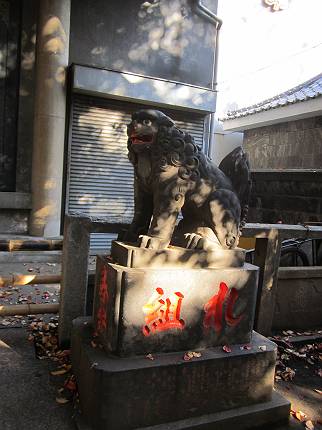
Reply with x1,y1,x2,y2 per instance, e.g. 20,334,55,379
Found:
272,332,322,383
27,317,78,406
183,351,202,360
272,329,322,429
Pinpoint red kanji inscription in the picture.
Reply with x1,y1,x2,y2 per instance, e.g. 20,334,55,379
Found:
96,265,108,333
142,288,185,336
203,282,243,334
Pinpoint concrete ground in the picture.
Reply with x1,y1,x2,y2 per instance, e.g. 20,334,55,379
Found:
0,325,316,430
0,327,75,430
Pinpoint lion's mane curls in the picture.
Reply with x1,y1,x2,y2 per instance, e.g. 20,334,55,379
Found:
128,123,203,181
153,124,202,181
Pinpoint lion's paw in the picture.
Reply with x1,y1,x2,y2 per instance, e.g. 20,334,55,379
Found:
184,233,221,251
138,235,168,250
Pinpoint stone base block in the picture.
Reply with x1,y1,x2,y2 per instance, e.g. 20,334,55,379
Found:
72,318,290,430
93,257,259,356
111,241,246,269
75,391,290,430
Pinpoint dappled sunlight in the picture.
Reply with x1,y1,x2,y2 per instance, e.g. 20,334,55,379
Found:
55,66,66,84
42,16,67,41
44,178,57,190
69,103,135,223
91,46,106,56
0,339,11,350
21,50,35,71
44,36,65,55
33,204,55,226
121,73,144,84
0,42,17,78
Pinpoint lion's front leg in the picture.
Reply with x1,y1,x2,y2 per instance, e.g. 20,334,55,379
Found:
119,178,153,243
139,179,186,250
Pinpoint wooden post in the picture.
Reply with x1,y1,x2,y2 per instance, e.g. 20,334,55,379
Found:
253,228,282,336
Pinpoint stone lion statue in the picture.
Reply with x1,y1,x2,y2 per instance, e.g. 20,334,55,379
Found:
120,109,251,251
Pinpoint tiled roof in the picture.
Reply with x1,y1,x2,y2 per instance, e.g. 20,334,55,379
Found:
224,72,322,120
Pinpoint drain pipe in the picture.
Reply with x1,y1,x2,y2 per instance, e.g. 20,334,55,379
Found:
195,0,222,90
194,1,222,157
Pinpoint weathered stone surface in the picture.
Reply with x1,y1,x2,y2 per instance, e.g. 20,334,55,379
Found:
75,392,290,430
72,318,287,430
0,210,29,234
274,266,322,330
111,241,245,269
93,256,259,356
244,116,322,170
248,170,322,224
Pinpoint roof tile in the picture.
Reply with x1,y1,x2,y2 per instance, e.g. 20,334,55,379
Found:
224,73,322,120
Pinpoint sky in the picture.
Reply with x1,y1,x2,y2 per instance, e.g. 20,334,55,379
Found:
216,0,322,117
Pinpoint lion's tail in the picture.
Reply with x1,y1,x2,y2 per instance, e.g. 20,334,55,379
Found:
218,146,252,232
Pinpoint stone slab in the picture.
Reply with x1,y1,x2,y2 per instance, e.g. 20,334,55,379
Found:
74,391,290,430
93,257,259,356
72,318,284,430
111,241,246,269
274,269,322,330
0,250,62,263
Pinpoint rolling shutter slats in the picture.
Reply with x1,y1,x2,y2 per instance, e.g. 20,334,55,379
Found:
68,95,206,251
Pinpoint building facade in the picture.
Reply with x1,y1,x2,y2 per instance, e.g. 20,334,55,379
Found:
223,74,322,224
0,0,220,248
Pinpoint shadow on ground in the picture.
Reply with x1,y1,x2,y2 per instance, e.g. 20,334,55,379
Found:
1,325,321,430
0,328,75,430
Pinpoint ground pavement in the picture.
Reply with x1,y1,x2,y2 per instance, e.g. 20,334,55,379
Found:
1,325,320,430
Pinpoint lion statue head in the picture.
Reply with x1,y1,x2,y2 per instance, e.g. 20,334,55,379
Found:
127,109,203,181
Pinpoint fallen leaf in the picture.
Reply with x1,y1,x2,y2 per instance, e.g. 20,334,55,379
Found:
281,367,295,381
50,365,72,376
305,420,314,429
183,351,201,361
64,376,77,391
55,396,70,405
240,344,252,351
291,410,308,422
222,345,231,353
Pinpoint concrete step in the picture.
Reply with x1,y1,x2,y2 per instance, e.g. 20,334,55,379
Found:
0,250,62,263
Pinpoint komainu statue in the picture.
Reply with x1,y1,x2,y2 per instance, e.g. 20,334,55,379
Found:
121,109,251,251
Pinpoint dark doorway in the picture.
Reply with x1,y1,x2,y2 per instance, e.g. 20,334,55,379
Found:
0,0,21,191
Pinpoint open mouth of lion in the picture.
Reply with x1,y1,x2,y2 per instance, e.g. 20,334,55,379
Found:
130,133,154,145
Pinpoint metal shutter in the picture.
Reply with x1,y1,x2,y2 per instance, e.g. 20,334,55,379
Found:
67,94,206,252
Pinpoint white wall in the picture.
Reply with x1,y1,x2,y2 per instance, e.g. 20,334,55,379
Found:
210,120,243,164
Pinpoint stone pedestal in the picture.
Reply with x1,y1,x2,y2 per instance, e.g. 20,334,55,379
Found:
71,242,290,429
72,319,290,430
93,256,258,356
